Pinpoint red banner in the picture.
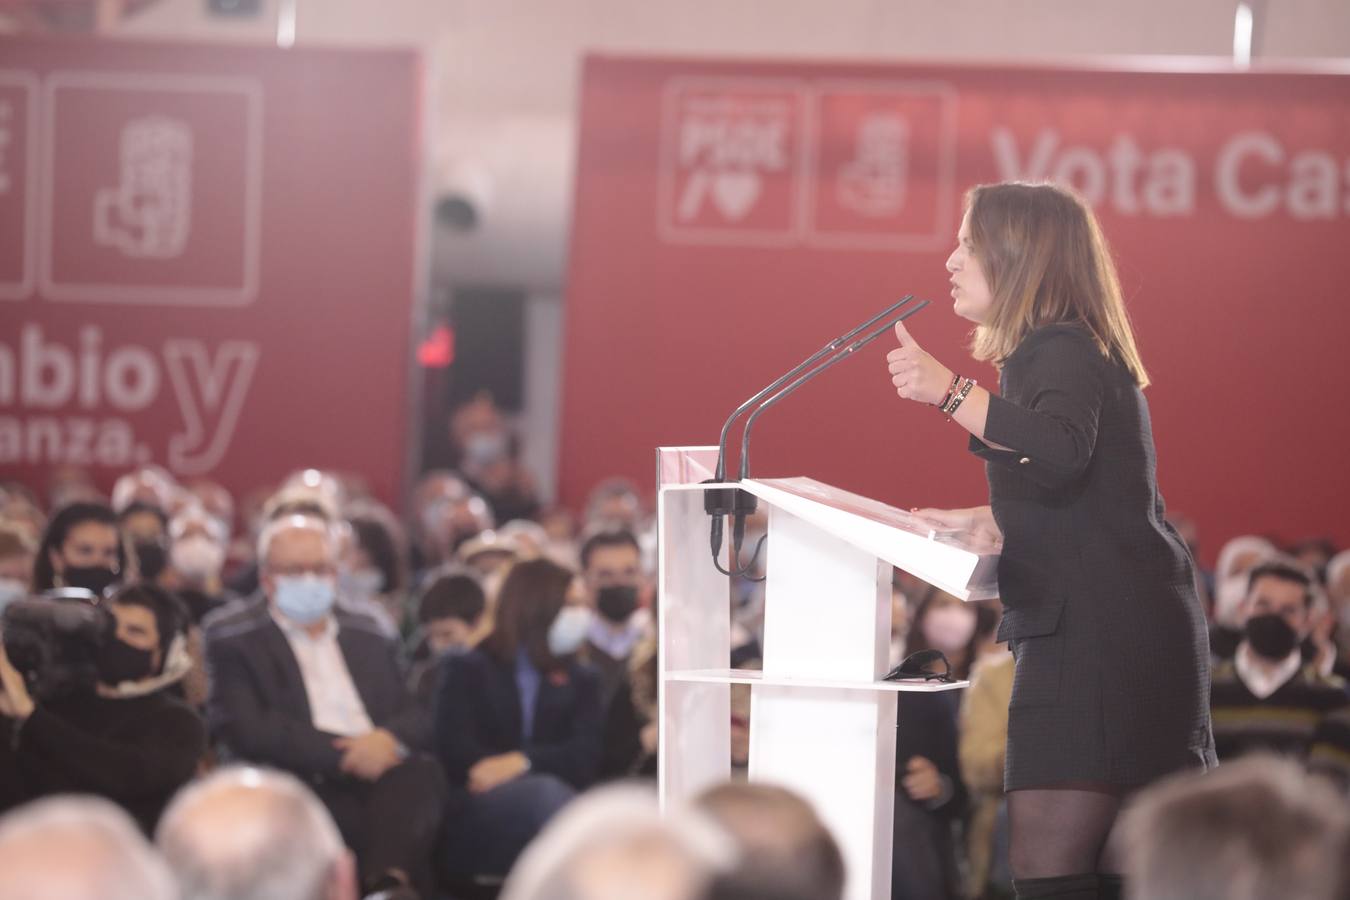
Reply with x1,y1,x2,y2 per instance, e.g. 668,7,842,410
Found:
0,38,423,505
561,56,1350,563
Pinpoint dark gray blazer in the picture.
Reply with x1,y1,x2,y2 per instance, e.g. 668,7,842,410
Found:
969,323,1215,787
970,324,1196,642
203,595,430,780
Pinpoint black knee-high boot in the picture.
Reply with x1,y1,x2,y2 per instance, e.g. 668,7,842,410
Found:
1097,873,1124,899
1013,873,1100,899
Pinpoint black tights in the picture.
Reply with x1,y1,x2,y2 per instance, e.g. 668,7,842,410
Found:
1008,785,1126,899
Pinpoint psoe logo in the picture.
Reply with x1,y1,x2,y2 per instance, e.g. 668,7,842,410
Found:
0,324,258,475
94,115,193,260
836,114,909,218
658,78,807,245
806,81,958,251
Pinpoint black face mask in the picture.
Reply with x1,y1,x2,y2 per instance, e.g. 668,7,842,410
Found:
1246,613,1299,660
596,585,639,624
133,540,167,581
96,638,156,685
62,565,120,597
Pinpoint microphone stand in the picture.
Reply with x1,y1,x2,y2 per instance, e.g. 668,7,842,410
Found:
705,297,928,577
705,297,916,577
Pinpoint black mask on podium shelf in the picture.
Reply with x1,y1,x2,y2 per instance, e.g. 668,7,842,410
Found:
61,565,120,598
883,648,956,684
1245,613,1300,661
596,585,639,624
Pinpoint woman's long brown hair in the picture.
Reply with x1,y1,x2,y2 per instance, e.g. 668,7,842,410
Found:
966,181,1150,387
480,557,576,672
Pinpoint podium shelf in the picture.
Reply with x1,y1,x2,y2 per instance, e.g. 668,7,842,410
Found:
662,668,968,693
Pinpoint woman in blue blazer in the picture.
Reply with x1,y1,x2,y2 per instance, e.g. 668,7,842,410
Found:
434,557,602,878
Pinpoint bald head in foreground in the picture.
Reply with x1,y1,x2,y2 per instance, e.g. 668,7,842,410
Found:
155,766,358,900
501,784,735,900
0,795,176,900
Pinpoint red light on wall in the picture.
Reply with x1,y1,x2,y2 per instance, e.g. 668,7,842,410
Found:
417,323,454,368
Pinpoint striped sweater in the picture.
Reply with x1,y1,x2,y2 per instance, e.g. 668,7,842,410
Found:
1210,660,1350,788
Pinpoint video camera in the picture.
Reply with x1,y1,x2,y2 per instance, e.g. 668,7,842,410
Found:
2,589,116,700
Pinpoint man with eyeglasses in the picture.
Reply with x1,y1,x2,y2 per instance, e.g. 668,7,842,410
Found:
204,514,444,898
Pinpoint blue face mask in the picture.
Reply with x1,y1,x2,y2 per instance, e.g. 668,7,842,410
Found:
273,575,336,625
547,605,593,656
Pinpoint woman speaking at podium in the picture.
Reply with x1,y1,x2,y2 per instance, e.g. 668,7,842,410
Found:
885,181,1215,900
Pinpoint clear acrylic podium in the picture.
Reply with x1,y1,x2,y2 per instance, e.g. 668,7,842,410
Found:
656,447,1000,900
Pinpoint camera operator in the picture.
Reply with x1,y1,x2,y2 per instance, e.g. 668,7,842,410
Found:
0,583,207,834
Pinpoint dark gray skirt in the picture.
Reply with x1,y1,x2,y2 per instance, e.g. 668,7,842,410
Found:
1003,588,1217,792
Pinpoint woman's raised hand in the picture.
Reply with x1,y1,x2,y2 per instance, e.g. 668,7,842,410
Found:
887,321,955,406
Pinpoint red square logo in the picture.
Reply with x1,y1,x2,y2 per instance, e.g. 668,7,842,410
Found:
659,79,806,245
806,83,958,251
41,73,261,306
0,73,37,299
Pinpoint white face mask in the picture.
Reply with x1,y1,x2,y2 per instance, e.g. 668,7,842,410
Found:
170,536,226,583
339,567,383,600
1213,575,1249,627
0,576,26,613
547,605,593,656
922,604,977,653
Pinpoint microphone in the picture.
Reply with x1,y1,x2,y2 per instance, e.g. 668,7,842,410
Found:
711,295,916,484
738,299,929,481
705,297,926,577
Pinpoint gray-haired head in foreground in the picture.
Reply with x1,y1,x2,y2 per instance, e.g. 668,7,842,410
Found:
696,781,846,900
0,795,176,900
501,783,737,900
1120,754,1350,900
156,766,353,900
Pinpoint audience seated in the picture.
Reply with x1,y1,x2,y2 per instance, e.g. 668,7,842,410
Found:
891,588,974,900
156,765,359,900
1208,536,1279,659
410,470,496,576
960,652,1015,900
166,503,234,624
1119,755,1350,900
449,394,541,526
601,631,659,779
204,513,444,896
0,522,35,611
1209,561,1350,787
500,784,733,900
31,501,125,595
1326,549,1350,678
434,557,603,879
0,795,178,900
2,449,1348,899
579,528,648,708
407,568,488,708
0,582,206,834
339,501,412,640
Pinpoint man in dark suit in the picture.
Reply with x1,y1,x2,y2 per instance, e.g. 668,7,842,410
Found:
204,513,444,897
